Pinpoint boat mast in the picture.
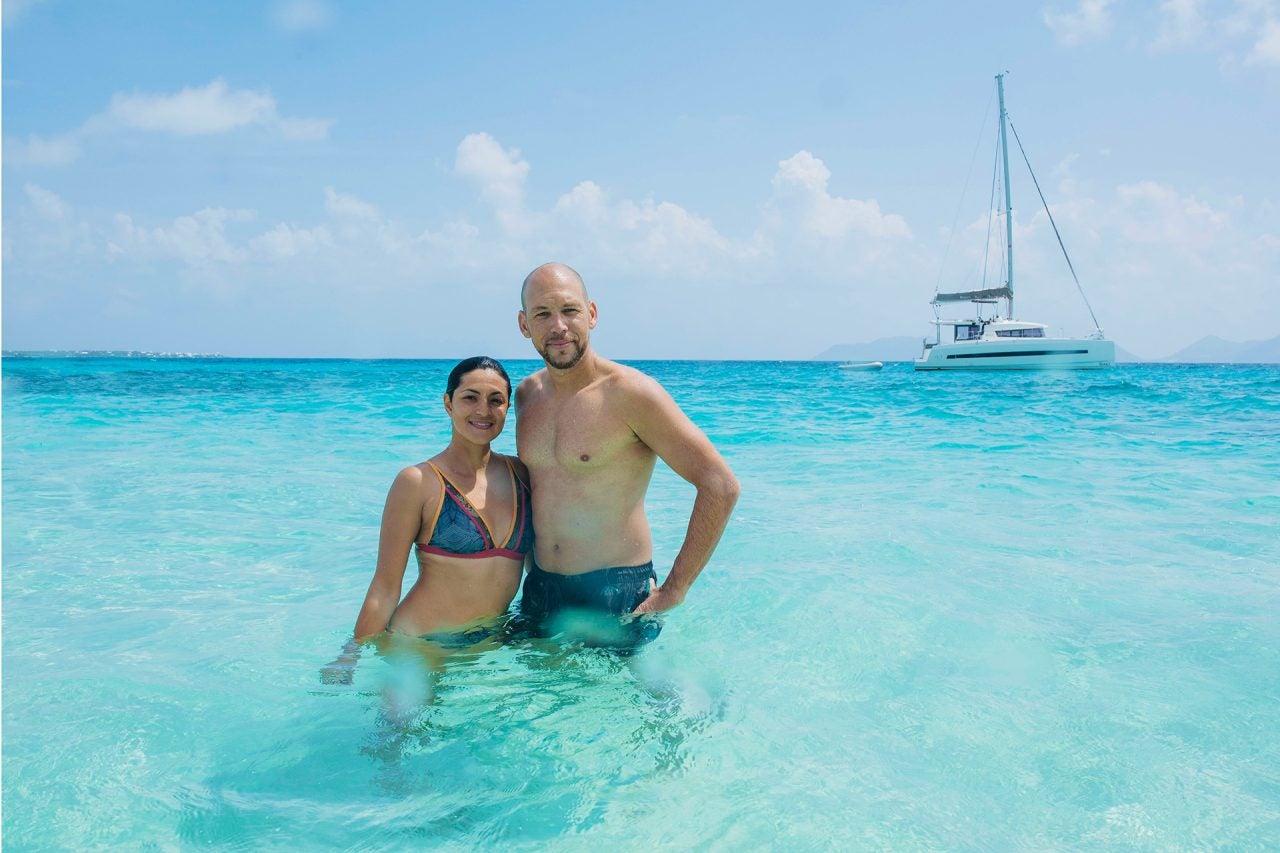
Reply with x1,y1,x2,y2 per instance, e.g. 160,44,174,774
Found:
997,72,1014,319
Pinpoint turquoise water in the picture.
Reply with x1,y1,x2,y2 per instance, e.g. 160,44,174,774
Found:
4,356,1279,850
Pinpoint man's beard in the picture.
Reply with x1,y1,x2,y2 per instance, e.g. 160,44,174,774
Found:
541,338,585,369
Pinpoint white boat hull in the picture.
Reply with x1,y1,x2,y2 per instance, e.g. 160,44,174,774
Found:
914,337,1114,370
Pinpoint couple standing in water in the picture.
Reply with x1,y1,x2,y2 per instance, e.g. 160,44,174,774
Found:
337,262,740,668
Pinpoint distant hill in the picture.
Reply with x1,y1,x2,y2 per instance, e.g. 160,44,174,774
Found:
1114,344,1143,363
1159,335,1280,363
814,336,922,362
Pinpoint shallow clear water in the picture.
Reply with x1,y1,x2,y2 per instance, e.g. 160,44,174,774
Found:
4,356,1279,849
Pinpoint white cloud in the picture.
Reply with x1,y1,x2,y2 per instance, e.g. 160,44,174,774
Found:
1247,18,1280,63
1043,0,1114,45
5,182,93,262
554,180,610,225
768,151,911,241
107,80,273,135
617,199,730,261
1053,153,1083,196
1219,0,1273,40
24,138,905,305
271,0,332,32
108,208,255,265
249,223,333,259
1146,0,1280,66
5,133,80,166
324,187,380,221
104,79,330,138
10,131,1273,359
24,184,68,221
1114,181,1228,250
6,80,332,170
455,133,531,231
978,178,1275,357
551,180,734,272
1154,0,1208,50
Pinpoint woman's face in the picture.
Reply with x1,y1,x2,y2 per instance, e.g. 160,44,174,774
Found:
443,368,510,443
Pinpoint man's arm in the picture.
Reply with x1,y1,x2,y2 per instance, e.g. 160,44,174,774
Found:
623,374,740,613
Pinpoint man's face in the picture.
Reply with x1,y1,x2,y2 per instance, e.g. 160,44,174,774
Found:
519,279,597,370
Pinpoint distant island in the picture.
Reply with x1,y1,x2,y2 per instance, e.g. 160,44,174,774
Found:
814,334,1280,363
1156,335,1280,363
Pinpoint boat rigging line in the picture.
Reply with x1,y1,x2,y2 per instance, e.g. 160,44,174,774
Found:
982,126,1001,299
1006,118,1104,335
934,86,996,299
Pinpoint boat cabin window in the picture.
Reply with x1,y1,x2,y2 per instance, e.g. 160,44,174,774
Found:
994,328,1045,338
954,324,982,341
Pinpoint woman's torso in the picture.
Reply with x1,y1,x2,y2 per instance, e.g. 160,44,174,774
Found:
388,454,532,637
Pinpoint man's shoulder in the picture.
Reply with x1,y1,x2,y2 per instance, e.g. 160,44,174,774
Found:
515,369,550,398
600,360,663,394
597,362,672,413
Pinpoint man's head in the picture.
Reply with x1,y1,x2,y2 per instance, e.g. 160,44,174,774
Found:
518,262,598,370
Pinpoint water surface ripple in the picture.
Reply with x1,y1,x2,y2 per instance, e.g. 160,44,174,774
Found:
4,358,1278,849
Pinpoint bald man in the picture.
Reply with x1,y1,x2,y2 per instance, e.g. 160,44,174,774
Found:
514,262,740,646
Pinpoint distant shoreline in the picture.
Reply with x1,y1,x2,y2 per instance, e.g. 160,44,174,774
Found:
5,351,1279,366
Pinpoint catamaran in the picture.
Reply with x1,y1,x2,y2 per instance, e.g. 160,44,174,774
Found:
915,74,1114,371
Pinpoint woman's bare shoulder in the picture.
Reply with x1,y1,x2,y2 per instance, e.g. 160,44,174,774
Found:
389,461,443,501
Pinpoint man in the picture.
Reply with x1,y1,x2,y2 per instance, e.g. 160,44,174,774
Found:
514,262,740,645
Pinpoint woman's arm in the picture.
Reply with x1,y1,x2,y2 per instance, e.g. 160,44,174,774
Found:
352,465,432,640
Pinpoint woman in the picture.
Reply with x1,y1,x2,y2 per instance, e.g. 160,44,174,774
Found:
325,356,532,679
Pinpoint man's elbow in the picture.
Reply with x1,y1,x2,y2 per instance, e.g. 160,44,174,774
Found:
703,469,741,508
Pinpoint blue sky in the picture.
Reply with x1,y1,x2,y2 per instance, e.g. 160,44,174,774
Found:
4,0,1277,359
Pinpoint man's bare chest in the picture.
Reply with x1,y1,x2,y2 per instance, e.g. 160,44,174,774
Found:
518,394,638,471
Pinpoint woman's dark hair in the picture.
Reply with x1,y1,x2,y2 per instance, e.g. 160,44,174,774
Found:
446,356,511,400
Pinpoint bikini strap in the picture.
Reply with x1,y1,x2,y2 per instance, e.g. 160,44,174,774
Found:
506,455,530,493
420,462,448,544
496,456,519,546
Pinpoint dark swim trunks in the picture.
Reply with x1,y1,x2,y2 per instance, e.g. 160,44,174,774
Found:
518,561,663,649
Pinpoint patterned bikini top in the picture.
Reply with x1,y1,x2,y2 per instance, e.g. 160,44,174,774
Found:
415,457,533,561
